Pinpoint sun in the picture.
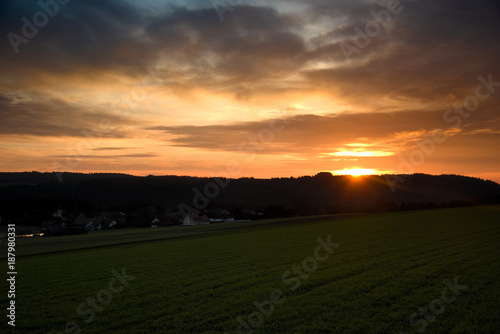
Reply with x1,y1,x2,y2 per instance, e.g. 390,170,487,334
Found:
332,168,379,178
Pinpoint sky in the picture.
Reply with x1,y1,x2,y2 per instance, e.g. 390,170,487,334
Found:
1,0,499,182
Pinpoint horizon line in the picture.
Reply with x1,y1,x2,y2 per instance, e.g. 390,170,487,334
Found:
0,170,498,184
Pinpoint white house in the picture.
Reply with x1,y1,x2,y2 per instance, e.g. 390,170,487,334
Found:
150,217,160,228
183,214,210,226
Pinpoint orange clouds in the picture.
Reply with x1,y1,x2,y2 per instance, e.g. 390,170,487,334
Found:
0,0,499,183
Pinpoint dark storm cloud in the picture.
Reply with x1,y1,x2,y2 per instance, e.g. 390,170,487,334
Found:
2,0,498,79
0,1,305,87
0,0,156,80
2,0,498,96
304,0,500,103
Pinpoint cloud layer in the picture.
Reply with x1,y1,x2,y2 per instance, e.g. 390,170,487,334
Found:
1,0,499,181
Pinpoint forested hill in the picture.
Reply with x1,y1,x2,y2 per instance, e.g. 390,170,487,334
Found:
0,172,499,220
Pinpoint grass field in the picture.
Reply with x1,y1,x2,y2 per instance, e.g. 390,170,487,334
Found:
1,206,499,333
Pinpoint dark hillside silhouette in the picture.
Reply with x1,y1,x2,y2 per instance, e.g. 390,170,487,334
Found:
0,172,499,226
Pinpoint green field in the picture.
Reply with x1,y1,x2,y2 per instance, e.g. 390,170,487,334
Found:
1,206,500,333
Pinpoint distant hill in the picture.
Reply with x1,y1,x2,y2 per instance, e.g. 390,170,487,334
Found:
0,172,499,225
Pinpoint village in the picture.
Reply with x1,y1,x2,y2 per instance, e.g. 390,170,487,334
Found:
4,207,260,238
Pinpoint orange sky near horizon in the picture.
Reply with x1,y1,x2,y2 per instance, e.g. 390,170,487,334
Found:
1,0,499,183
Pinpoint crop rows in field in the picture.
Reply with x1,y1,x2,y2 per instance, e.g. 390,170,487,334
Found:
2,206,499,333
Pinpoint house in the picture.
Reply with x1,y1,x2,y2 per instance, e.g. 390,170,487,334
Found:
42,220,86,236
151,215,174,228
150,217,160,228
183,214,210,226
74,214,103,226
52,209,68,224
107,220,119,229
242,209,264,219
73,212,125,229
85,221,101,231
165,212,182,225
99,212,126,228
52,209,64,218
207,208,233,223
74,213,103,231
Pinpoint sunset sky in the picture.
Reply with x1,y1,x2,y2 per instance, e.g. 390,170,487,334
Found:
1,0,499,182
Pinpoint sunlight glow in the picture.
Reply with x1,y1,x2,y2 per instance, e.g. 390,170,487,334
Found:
330,150,394,157
332,168,390,177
